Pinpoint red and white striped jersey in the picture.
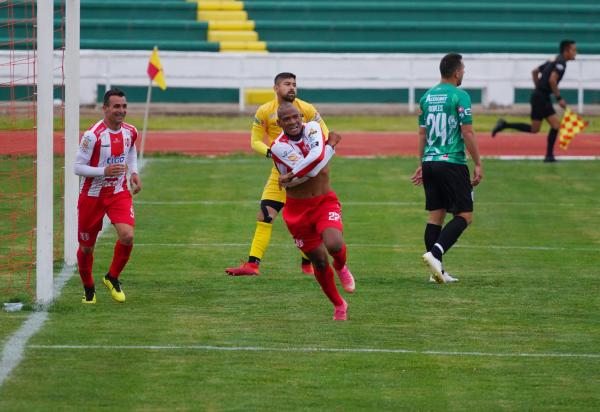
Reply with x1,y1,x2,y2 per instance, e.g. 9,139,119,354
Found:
75,120,138,197
270,121,334,180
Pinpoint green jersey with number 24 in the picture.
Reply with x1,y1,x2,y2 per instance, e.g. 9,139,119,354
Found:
418,83,472,165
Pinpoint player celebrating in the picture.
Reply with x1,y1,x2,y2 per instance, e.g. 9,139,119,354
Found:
411,53,483,284
491,40,577,162
75,88,141,303
271,102,355,321
225,72,330,277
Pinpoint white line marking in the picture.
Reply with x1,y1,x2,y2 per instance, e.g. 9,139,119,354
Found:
493,155,600,161
0,162,148,388
0,264,73,387
136,199,596,208
27,344,600,359
126,242,599,252
145,155,600,162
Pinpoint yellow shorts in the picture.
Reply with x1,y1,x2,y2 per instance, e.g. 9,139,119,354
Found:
260,166,286,203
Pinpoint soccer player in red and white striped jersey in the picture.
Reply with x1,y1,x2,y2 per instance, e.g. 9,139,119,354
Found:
74,88,141,304
271,103,355,321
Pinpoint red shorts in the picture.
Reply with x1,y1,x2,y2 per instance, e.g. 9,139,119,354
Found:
282,191,343,253
78,191,135,247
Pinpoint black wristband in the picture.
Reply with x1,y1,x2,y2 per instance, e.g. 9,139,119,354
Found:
266,149,272,158
555,95,563,101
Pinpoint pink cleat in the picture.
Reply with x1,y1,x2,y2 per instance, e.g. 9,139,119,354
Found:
301,261,314,275
335,265,355,293
333,300,348,321
225,261,259,276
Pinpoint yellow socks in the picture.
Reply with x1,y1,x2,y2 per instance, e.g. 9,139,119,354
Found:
249,221,272,260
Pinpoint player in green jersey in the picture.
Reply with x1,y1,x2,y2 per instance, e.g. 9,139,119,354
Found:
411,53,483,284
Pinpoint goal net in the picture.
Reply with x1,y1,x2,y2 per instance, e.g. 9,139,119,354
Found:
0,0,67,305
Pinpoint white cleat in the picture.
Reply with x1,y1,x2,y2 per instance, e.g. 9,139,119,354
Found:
422,252,445,284
429,271,459,283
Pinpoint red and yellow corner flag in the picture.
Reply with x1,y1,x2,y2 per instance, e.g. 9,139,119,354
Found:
147,46,167,90
559,108,588,150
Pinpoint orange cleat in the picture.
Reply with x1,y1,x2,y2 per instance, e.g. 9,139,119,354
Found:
301,262,314,275
225,261,260,276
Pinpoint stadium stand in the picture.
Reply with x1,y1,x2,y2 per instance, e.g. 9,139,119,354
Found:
1,0,599,53
2,0,599,107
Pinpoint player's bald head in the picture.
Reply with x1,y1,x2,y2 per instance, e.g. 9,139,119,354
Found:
277,102,299,118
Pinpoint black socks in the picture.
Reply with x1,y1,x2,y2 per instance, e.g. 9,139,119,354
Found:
430,216,468,261
546,128,558,158
424,223,442,252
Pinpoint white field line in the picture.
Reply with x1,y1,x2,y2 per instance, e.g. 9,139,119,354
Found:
493,155,600,161
27,344,600,359
135,199,597,208
125,242,599,253
146,156,600,162
0,264,73,387
0,162,149,389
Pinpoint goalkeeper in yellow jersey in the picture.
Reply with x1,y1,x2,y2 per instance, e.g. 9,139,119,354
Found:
226,72,332,276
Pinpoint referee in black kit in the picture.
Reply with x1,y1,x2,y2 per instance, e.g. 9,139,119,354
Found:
492,40,577,162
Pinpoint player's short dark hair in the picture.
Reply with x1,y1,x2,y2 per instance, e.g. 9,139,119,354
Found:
560,40,576,54
274,72,296,85
439,53,463,79
103,87,126,106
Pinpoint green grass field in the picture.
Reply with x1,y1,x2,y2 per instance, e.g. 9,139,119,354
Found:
1,114,599,133
1,155,599,410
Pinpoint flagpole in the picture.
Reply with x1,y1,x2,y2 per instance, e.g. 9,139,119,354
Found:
139,76,152,167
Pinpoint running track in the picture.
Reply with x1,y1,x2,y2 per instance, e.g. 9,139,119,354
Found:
1,131,599,157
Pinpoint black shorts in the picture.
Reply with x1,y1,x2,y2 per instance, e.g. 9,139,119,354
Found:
422,161,473,213
530,91,555,121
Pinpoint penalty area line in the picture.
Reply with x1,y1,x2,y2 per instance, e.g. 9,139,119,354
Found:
27,344,600,359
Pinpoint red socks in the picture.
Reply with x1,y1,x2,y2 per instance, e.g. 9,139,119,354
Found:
313,264,344,306
77,247,94,288
108,240,133,279
331,244,347,271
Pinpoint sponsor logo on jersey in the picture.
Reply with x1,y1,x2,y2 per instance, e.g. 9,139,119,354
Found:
106,155,125,165
556,63,564,71
426,94,447,103
458,106,472,117
313,112,321,122
288,153,298,161
81,139,90,151
308,128,318,137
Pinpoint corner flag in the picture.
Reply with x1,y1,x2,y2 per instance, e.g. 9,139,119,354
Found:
559,108,588,150
147,46,167,90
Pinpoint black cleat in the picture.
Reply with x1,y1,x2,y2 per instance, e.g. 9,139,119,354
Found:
82,285,96,304
543,155,557,163
491,119,507,137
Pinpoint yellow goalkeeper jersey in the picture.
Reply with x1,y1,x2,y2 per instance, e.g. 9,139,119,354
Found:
251,98,329,156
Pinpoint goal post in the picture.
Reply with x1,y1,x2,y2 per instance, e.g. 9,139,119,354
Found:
63,0,80,268
36,0,54,304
